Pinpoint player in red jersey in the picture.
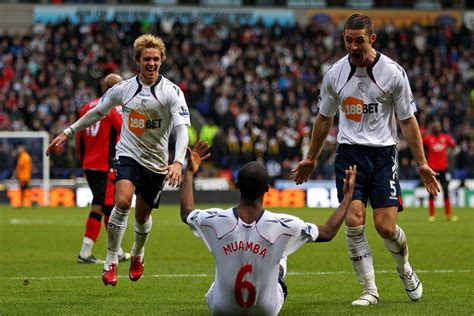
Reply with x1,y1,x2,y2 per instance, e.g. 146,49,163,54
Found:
76,73,130,263
422,121,457,221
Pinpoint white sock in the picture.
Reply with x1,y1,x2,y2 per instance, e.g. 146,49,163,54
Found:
383,225,410,273
346,225,378,293
131,216,152,258
79,237,94,258
106,206,129,265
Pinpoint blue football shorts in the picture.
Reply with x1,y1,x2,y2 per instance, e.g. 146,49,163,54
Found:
335,144,403,212
115,156,166,208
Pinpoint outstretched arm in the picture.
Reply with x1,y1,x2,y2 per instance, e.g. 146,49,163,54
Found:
316,165,357,242
45,109,106,156
45,90,120,156
180,140,211,223
293,113,333,184
399,116,439,196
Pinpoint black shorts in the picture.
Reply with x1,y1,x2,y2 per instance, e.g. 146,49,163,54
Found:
435,170,449,186
84,170,115,206
115,156,166,208
335,144,403,211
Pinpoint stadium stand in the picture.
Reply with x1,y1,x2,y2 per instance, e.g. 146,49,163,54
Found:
0,14,472,182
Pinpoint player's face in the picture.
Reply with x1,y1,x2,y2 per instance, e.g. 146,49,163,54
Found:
343,28,376,67
432,122,442,134
138,48,162,85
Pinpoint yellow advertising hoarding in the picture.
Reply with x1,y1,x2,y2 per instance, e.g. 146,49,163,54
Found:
306,9,462,28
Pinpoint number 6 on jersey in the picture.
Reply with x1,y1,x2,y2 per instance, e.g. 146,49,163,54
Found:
234,264,256,308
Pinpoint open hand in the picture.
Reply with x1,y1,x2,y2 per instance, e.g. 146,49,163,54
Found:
187,140,211,175
292,159,317,185
165,162,183,187
419,164,440,196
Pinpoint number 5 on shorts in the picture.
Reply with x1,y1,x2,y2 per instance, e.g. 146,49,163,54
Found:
390,180,397,197
234,264,256,308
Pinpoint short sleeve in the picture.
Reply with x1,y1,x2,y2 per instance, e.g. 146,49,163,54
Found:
168,84,191,127
282,222,319,257
186,209,212,252
96,82,124,115
393,68,416,120
186,209,203,236
318,72,339,117
422,135,428,146
448,135,456,147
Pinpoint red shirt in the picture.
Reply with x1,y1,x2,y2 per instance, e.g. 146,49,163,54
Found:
422,133,455,171
76,98,122,171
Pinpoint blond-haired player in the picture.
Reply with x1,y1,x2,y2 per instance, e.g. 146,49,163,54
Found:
47,34,191,286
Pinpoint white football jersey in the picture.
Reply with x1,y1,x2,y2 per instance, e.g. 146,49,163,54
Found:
186,207,318,316
95,75,190,173
318,52,416,147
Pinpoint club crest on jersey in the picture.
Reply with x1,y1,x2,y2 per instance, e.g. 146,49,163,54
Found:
342,97,378,122
128,110,162,136
178,106,189,117
302,224,314,237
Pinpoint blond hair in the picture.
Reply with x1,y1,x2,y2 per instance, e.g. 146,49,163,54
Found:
133,34,166,62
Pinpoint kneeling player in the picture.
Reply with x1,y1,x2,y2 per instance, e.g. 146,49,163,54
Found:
180,141,357,315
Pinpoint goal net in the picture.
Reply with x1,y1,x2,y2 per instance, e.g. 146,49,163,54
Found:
0,131,50,205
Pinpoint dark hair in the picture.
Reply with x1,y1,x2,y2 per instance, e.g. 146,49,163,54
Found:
236,162,269,199
344,14,374,36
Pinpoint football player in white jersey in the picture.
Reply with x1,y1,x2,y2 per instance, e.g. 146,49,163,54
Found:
181,140,357,316
46,34,191,286
293,14,439,306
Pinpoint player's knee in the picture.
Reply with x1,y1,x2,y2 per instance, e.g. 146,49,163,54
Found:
115,197,132,210
135,213,150,225
375,223,395,239
345,211,365,226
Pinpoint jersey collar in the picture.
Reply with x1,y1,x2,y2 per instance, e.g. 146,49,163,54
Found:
347,51,381,84
150,75,162,101
232,208,266,224
136,75,162,101
348,51,381,68
366,51,381,84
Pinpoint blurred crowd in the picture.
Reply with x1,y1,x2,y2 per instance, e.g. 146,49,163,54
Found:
0,17,473,182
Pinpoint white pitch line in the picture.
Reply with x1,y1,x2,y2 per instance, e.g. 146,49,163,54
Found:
9,219,83,225
2,269,471,281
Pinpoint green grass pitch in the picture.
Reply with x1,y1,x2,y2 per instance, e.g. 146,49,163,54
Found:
0,205,472,315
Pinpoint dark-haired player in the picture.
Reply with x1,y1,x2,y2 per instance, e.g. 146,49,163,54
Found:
180,140,357,315
423,120,457,221
293,14,439,305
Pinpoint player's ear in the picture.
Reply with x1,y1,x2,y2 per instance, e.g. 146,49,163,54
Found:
369,33,376,44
